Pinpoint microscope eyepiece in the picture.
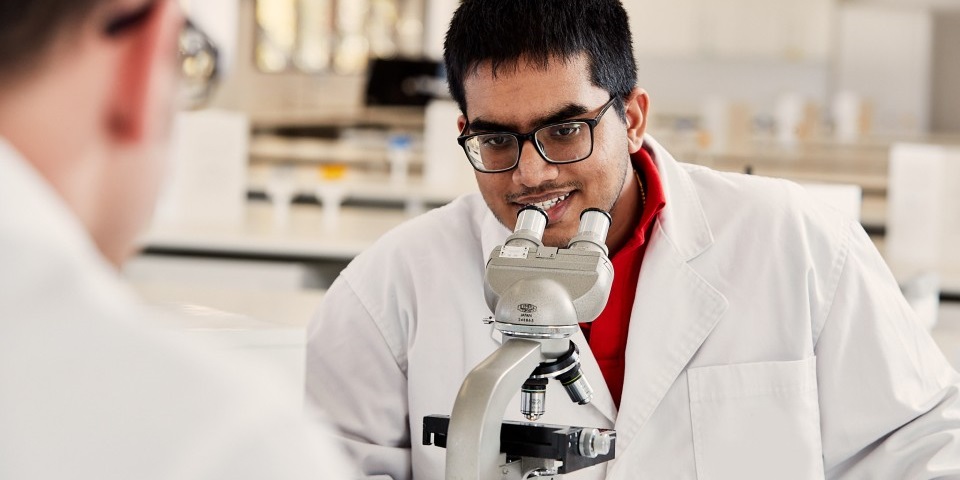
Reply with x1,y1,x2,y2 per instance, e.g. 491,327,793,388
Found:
579,208,612,233
515,205,548,236
568,208,612,254
504,205,549,248
518,204,549,220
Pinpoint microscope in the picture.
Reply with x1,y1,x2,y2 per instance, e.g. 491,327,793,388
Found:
424,206,617,479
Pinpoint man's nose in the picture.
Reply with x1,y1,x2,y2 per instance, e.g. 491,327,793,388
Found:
512,139,559,188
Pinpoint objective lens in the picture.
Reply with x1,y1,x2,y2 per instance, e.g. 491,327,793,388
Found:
558,363,594,405
521,378,548,421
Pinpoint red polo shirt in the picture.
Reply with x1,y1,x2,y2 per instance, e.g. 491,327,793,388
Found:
579,147,666,409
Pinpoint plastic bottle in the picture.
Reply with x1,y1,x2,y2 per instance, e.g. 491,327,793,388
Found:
388,133,412,186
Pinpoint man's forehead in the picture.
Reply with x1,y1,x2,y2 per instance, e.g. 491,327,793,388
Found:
469,54,577,78
467,101,590,134
463,54,588,93
462,55,598,131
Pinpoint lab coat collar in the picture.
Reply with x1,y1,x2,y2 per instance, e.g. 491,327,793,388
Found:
641,135,715,261
0,137,138,312
0,138,92,259
478,202,511,268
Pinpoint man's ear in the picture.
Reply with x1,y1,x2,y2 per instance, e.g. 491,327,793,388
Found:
106,0,180,143
457,114,467,133
624,87,649,154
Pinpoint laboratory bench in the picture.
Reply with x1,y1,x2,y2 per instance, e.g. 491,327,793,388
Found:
246,163,476,212
250,133,422,167
139,201,412,262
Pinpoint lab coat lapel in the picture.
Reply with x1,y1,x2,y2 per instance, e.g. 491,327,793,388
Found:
571,328,618,422
610,137,729,462
611,224,727,459
483,209,510,345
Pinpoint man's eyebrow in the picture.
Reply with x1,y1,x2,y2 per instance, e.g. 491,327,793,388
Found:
467,103,590,133
104,0,157,37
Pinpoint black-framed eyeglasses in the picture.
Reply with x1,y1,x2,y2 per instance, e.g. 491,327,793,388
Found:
104,1,220,110
178,18,220,109
457,96,617,174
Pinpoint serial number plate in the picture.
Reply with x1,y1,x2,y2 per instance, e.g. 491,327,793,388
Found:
499,245,529,259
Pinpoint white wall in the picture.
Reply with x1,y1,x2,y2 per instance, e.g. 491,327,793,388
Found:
634,57,829,118
626,0,833,60
423,0,458,60
624,0,833,118
845,0,960,8
836,4,933,135
931,11,960,133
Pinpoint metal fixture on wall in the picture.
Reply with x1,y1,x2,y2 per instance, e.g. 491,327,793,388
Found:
256,0,424,74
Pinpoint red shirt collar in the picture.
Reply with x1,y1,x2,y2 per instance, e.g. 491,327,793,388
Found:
577,145,667,407
613,145,666,258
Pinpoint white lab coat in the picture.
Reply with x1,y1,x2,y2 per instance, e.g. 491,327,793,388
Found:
0,139,355,479
306,136,960,479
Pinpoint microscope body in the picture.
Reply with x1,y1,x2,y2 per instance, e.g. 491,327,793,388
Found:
484,243,613,337
423,207,618,480
485,205,613,335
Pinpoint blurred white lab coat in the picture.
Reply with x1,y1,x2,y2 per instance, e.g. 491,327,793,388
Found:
0,140,355,479
306,136,960,479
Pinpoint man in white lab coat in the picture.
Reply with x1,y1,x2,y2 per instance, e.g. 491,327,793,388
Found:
305,0,960,478
0,1,354,478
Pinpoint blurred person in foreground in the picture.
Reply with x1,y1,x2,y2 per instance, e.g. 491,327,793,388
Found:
0,0,353,478
305,0,960,478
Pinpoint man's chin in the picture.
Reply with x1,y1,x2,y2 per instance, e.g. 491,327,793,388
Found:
540,231,574,248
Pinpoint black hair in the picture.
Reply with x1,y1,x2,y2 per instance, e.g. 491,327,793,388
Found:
0,0,111,83
443,0,637,119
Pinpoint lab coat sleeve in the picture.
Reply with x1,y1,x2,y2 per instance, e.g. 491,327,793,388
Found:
305,274,413,480
815,221,960,478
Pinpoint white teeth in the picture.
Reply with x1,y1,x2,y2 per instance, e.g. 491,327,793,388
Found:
532,193,570,211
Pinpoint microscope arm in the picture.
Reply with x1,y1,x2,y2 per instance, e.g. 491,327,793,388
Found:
446,338,543,480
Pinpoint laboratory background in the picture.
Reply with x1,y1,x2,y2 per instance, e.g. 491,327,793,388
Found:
133,0,960,407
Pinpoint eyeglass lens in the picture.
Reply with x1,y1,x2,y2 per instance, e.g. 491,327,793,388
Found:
464,121,592,172
178,20,219,109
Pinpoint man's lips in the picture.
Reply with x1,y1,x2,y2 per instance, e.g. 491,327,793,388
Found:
511,191,576,226
513,189,573,206
520,192,572,211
